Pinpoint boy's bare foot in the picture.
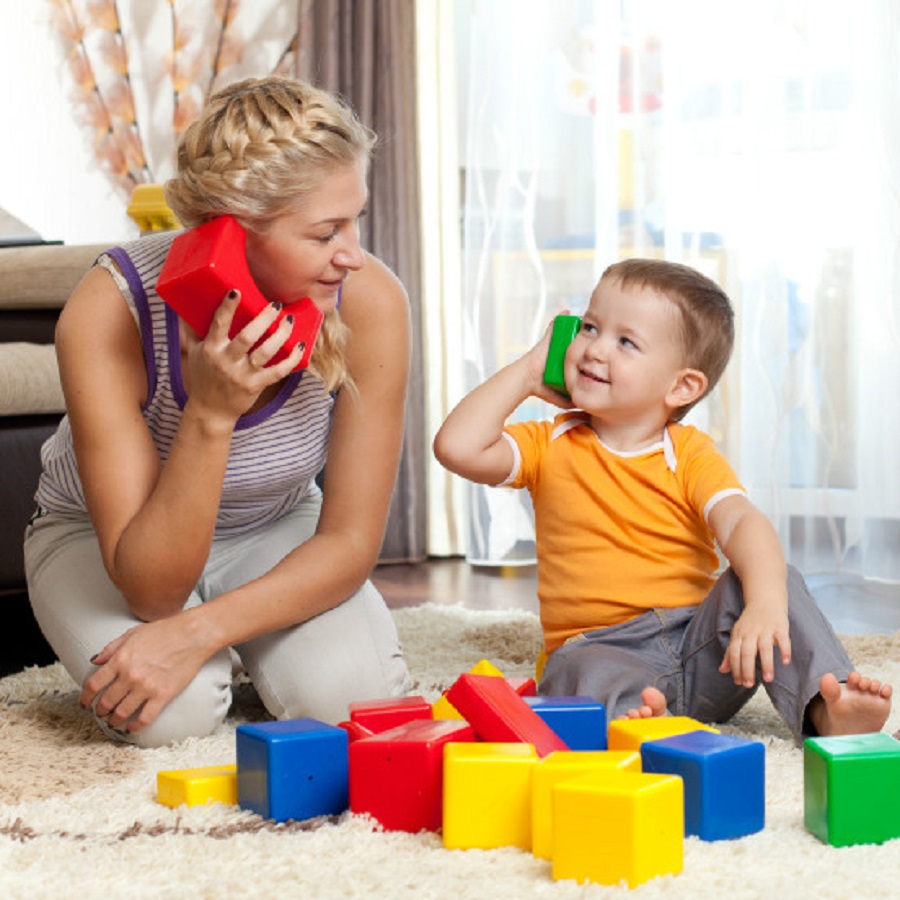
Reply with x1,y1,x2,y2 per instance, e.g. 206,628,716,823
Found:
807,672,892,737
624,686,668,719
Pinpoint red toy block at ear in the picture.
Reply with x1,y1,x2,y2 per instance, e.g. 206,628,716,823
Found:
155,216,324,371
446,673,569,758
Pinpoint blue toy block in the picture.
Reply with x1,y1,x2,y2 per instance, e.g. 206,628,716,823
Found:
641,730,765,841
524,695,607,751
236,718,349,822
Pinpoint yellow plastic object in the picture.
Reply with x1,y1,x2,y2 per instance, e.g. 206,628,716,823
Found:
607,716,718,752
468,659,505,678
531,750,641,860
156,764,238,808
442,742,538,850
552,771,684,888
127,184,181,234
432,692,464,720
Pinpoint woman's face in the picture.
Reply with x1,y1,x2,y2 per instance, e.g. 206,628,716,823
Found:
244,157,369,314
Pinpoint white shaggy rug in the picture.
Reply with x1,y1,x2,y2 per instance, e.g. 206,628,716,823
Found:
1,604,898,899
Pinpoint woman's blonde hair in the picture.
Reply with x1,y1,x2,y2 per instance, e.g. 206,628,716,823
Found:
164,76,376,391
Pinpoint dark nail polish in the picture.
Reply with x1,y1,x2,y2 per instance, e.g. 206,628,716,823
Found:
271,301,283,311
227,289,238,300
285,315,294,325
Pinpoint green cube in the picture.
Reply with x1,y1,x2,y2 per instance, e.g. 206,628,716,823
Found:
804,732,900,847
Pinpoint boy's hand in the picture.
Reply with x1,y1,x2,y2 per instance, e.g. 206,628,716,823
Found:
720,600,791,687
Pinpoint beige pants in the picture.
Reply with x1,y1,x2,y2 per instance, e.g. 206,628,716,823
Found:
25,499,411,748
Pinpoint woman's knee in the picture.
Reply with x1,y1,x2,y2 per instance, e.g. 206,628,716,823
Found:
242,583,411,725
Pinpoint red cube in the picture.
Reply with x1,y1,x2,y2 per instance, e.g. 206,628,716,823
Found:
350,719,475,832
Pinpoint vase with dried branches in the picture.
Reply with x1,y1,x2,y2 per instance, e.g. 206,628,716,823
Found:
50,0,298,204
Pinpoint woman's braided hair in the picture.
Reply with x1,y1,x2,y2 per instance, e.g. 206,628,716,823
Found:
164,76,376,391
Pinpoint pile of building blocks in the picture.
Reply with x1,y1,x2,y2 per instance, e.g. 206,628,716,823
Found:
162,659,900,888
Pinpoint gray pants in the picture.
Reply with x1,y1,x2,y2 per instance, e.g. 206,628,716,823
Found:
538,566,853,743
24,498,411,748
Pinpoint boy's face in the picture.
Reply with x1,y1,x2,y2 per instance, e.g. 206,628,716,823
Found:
563,276,695,425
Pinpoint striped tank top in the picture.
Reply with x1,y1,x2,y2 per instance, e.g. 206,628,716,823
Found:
35,231,334,538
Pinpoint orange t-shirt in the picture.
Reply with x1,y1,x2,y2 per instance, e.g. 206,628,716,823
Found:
503,413,745,653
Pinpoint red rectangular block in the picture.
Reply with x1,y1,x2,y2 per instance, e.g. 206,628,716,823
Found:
446,674,569,758
156,215,323,371
350,718,475,832
348,695,433,734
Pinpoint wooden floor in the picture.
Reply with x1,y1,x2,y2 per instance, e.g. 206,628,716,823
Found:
372,557,539,615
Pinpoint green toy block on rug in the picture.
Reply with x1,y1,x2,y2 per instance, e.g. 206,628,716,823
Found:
804,732,900,847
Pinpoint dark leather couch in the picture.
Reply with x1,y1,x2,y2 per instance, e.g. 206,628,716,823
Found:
0,241,109,674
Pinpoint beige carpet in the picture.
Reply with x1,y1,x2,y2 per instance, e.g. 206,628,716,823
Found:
1,605,898,898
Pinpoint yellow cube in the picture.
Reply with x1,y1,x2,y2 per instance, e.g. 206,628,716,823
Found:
531,750,641,859
442,742,538,850
607,716,718,751
432,693,465,720
156,764,238,808
468,659,505,678
553,771,684,888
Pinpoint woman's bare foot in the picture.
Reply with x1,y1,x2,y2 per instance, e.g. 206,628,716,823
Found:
624,686,668,719
807,672,892,737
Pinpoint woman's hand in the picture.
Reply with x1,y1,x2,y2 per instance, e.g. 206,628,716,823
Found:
182,290,305,422
80,613,214,734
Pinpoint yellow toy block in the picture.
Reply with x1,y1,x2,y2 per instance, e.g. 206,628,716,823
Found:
607,716,718,751
432,692,465,720
469,659,505,678
553,771,684,888
156,764,238,808
531,750,641,859
433,659,506,720
442,742,538,850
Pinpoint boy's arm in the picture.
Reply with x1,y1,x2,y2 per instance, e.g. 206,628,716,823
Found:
434,322,570,485
707,494,792,687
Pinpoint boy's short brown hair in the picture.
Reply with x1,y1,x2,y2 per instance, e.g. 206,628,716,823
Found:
601,258,735,419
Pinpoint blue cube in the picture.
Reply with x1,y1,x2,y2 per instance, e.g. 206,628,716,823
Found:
236,719,349,822
641,730,765,841
524,695,607,750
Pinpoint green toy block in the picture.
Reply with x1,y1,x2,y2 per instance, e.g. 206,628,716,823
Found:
804,732,900,847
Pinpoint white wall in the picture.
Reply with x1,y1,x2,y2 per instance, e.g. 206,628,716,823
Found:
0,1,135,245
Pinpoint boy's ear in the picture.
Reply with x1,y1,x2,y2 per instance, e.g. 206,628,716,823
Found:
666,368,708,411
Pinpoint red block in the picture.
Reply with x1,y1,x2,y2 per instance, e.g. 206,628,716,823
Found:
350,719,475,832
348,695,433,734
507,677,537,697
156,215,323,371
446,674,569,758
337,720,375,742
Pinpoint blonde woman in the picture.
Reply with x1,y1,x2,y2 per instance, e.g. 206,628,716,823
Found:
25,77,411,747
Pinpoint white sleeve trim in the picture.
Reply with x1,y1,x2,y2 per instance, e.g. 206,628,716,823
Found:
497,431,522,487
703,488,747,523
97,253,140,328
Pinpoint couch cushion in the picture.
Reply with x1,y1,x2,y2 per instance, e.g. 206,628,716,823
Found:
0,243,111,310
0,342,64,415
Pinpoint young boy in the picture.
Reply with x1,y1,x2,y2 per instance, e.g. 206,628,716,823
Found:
434,258,892,742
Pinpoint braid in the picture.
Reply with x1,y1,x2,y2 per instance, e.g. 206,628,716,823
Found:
165,76,374,228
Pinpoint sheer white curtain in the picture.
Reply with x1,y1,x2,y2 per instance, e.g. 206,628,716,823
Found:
446,0,900,582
